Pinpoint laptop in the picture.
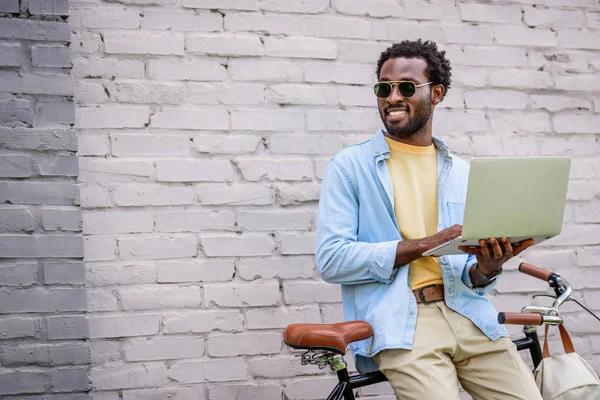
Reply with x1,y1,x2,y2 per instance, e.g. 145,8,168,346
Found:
422,156,571,257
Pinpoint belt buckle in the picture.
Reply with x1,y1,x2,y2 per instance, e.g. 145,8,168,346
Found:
417,284,440,305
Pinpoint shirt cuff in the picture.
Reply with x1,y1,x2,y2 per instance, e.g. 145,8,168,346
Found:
369,240,400,283
462,262,499,295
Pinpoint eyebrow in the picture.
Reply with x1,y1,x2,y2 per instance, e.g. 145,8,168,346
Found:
379,76,421,83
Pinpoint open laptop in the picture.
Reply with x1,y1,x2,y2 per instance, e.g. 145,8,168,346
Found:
422,156,571,257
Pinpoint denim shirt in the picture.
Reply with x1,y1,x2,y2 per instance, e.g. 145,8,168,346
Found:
315,129,509,374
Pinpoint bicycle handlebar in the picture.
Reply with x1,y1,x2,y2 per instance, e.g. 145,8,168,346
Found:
498,312,543,325
519,262,554,281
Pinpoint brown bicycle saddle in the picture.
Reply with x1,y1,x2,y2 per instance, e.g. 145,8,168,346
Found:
284,321,374,355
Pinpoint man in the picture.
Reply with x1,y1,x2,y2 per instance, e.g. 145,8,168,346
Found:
315,40,542,399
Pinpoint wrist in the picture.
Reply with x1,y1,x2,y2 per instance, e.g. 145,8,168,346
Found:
470,263,502,286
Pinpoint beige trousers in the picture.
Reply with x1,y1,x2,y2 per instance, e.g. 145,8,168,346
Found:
374,301,543,400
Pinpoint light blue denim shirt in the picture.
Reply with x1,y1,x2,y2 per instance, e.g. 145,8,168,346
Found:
315,129,509,374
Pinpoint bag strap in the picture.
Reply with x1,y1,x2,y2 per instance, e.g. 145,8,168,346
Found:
543,324,575,359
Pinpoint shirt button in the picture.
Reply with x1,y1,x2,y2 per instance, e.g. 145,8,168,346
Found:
409,311,415,316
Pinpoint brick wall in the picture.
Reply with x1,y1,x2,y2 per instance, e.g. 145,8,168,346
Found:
0,0,90,398
70,0,600,399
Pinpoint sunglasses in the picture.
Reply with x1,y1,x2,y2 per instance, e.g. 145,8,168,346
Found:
373,81,433,99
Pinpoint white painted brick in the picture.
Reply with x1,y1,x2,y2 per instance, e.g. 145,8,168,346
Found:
204,281,280,307
306,109,380,131
299,15,370,39
567,181,600,201
237,159,313,181
191,134,262,154
372,21,446,42
525,7,585,28
151,108,229,130
555,74,600,92
105,81,185,104
0,262,37,286
444,24,493,45
277,182,322,205
84,235,117,262
530,95,592,112
579,246,600,267
169,359,247,383
201,234,275,257
332,0,401,17
182,0,258,11
231,109,303,131
571,159,600,180
114,184,195,206
186,82,265,105
305,62,374,85
264,37,337,60
237,210,313,232
83,211,153,234
228,59,303,82
74,81,108,105
157,259,234,283
246,306,320,329
238,256,314,280
86,262,156,286
249,355,324,378
123,388,208,400
549,224,600,247
197,183,274,205
260,0,328,13
465,90,528,109
462,46,528,67
163,310,244,333
208,384,281,400
148,59,227,81
545,0,597,5
558,30,600,50
337,40,389,63
539,136,599,156
143,9,222,31
208,332,281,356
90,340,121,364
88,314,159,338
489,112,551,133
404,0,460,22
575,202,600,223
284,281,341,304
111,134,189,157
339,85,376,107
460,3,522,24
72,56,145,79
285,376,343,400
553,113,600,134
75,106,149,129
79,159,152,182
279,233,316,255
452,68,488,88
494,26,556,47
124,336,205,361
588,11,600,29
156,159,235,182
87,288,119,312
519,249,578,272
91,363,167,390
315,159,329,179
80,185,112,208
266,83,337,105
104,32,184,55
489,69,554,89
321,304,344,323
119,235,198,260
187,33,263,56
157,210,235,232
81,7,141,29
120,285,201,310
224,13,300,35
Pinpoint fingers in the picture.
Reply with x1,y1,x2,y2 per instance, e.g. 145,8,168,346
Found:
512,238,535,256
479,239,491,258
489,238,503,258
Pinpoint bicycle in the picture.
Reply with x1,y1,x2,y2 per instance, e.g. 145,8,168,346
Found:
283,262,599,400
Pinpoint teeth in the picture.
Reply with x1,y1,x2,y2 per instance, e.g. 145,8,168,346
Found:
388,111,406,116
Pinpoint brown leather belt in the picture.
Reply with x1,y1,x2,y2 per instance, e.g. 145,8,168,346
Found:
413,284,445,304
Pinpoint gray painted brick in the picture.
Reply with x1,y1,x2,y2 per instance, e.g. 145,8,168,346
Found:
0,208,35,232
44,261,85,284
0,99,34,128
37,155,79,177
0,288,86,313
49,343,91,366
0,127,77,151
0,154,33,178
30,0,70,16
52,367,90,392
1,395,91,400
0,43,22,67
0,261,38,286
0,0,19,13
0,19,70,42
42,208,82,231
32,45,72,68
47,316,89,340
1,344,52,367
0,71,73,96
0,371,47,395
0,316,39,339
0,182,78,205
0,235,83,258
36,101,75,126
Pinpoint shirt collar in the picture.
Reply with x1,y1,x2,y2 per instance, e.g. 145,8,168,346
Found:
371,128,450,157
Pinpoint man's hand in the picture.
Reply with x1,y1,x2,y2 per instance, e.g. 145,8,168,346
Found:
394,224,463,268
420,224,463,253
459,238,534,275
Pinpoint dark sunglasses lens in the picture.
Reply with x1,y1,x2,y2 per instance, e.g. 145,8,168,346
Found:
374,83,392,98
398,82,416,97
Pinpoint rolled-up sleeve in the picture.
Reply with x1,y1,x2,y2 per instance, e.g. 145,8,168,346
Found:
461,255,499,295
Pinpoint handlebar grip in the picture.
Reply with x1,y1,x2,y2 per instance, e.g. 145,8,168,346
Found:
498,312,543,325
519,262,553,281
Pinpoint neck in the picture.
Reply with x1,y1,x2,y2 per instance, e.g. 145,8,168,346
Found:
385,118,433,147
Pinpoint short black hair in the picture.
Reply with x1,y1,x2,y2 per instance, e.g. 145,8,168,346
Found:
376,39,452,100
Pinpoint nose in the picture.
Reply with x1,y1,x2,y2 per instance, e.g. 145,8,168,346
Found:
386,84,404,104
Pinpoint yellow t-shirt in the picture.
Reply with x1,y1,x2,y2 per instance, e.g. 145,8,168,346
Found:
384,137,442,290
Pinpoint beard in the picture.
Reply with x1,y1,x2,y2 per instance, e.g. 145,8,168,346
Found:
379,97,433,138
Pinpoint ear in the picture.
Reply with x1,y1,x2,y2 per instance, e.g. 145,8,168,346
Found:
431,84,445,105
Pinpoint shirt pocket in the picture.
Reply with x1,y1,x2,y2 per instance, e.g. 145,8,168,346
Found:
447,202,466,226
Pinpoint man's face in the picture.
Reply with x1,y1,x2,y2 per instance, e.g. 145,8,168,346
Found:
377,57,433,139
